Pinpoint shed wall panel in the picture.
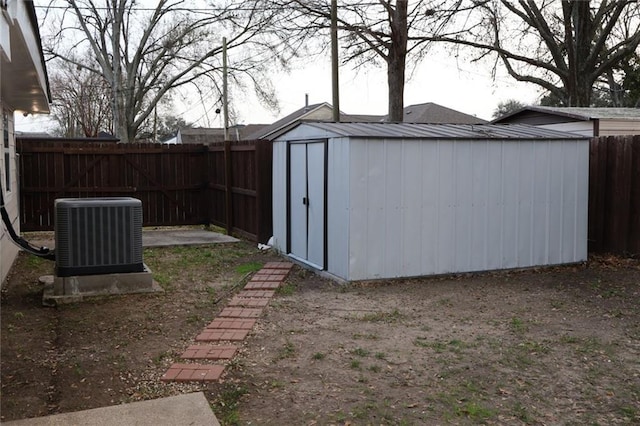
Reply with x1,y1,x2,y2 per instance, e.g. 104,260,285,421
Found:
418,142,439,274
327,138,350,278
470,142,490,271
272,141,287,252
401,140,424,276
345,138,588,281
384,139,403,278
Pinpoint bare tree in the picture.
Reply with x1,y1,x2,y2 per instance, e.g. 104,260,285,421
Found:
44,0,281,142
49,59,112,137
433,0,640,107
274,1,468,121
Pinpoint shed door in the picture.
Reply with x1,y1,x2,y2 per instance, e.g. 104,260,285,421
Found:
288,141,326,269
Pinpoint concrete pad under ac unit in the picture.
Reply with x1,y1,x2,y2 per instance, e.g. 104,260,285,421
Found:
40,263,163,306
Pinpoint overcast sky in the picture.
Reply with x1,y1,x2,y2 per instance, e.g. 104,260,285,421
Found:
178,48,542,128
16,5,543,133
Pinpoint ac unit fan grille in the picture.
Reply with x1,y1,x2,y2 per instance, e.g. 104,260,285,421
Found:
55,198,143,277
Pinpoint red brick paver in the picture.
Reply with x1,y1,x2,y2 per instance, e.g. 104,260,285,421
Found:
181,345,237,360
206,318,256,329
264,262,293,270
161,363,224,382
244,281,280,290
160,261,294,383
236,290,275,298
258,268,289,275
228,296,270,307
251,273,287,282
196,329,250,341
218,307,263,318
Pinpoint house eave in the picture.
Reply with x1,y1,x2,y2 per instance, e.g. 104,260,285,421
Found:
1,0,50,113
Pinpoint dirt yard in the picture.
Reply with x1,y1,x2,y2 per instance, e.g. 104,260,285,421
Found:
1,233,639,425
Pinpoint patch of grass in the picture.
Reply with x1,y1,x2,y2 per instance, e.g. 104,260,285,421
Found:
269,380,285,389
438,297,453,307
619,405,637,419
509,317,528,334
144,243,257,289
26,256,45,268
186,313,202,324
368,364,381,373
276,282,296,296
275,341,296,360
550,299,564,309
152,271,172,289
236,262,263,274
359,308,402,323
214,385,249,425
152,351,172,366
352,333,379,340
352,347,370,357
414,338,468,354
560,335,580,344
512,401,532,423
350,360,362,370
519,340,550,354
72,362,85,376
455,401,495,422
312,352,325,360
374,352,386,360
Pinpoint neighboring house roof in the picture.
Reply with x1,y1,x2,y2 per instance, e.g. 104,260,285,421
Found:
277,122,585,141
388,102,487,124
342,113,384,122
0,0,51,113
14,131,52,138
246,102,334,140
493,106,640,123
178,124,269,143
254,102,487,141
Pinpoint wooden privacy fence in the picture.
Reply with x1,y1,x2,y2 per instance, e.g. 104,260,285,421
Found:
589,135,640,256
17,137,272,243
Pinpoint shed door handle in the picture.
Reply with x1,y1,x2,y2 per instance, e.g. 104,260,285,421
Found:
302,197,307,205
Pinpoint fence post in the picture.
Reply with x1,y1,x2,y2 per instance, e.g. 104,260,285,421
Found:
202,144,211,226
224,139,233,236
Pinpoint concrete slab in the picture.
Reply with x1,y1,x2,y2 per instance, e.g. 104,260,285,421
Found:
142,229,238,247
26,229,238,250
1,392,220,426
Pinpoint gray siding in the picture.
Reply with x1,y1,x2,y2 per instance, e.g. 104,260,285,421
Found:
271,141,288,253
346,138,588,281
327,138,350,278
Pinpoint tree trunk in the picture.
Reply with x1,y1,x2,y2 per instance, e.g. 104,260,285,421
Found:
564,1,592,106
386,0,408,122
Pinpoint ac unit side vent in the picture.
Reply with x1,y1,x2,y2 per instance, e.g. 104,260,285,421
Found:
55,198,144,277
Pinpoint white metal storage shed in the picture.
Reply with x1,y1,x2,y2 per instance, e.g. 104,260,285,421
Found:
273,122,589,281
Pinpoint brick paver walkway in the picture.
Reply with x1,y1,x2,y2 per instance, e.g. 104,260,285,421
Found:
160,261,293,383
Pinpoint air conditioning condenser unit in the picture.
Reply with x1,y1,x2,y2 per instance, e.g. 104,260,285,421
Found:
55,197,144,277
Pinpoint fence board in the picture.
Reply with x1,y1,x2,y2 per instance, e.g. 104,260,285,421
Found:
589,135,640,256
17,138,272,242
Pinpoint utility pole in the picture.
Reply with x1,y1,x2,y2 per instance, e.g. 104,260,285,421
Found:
223,37,229,141
331,0,340,122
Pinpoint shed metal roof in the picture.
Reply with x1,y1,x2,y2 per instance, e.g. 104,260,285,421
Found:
287,122,586,140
